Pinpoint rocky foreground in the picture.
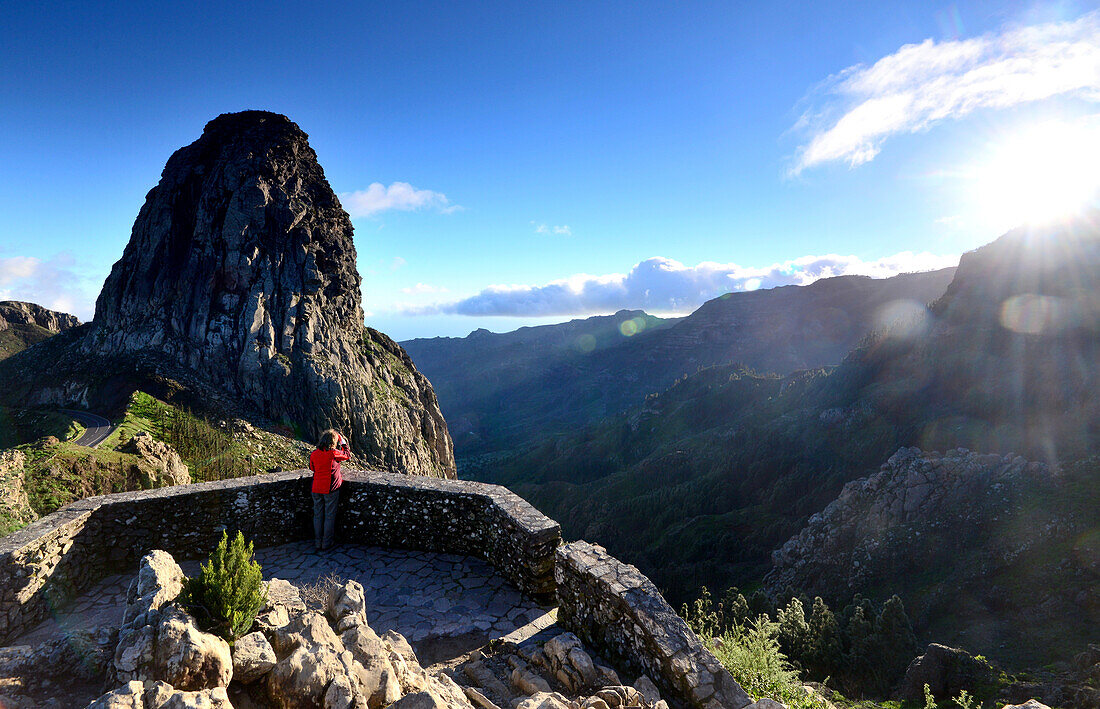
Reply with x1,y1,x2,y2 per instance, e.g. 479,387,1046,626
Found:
0,549,691,709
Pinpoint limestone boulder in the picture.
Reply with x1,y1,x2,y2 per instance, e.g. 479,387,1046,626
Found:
543,632,598,693
388,690,450,709
511,665,552,696
263,611,367,707
516,692,572,709
593,686,647,708
255,578,306,632
121,551,185,628
152,607,233,690
86,680,233,709
119,432,191,488
86,681,146,709
231,631,276,684
328,579,367,620
111,551,231,691
0,449,36,530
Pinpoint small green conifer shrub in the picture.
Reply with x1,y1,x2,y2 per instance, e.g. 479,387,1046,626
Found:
181,530,266,641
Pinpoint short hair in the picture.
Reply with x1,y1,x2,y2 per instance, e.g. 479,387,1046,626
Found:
318,429,339,450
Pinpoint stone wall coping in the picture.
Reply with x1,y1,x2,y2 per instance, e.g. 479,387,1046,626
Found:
0,507,95,558
0,468,560,555
556,540,751,709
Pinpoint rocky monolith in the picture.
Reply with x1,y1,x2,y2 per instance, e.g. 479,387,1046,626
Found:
66,110,452,477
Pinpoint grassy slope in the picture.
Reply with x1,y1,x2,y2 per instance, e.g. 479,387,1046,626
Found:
1,391,312,535
0,323,56,360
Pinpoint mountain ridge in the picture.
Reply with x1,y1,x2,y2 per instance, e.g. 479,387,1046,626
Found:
404,267,956,456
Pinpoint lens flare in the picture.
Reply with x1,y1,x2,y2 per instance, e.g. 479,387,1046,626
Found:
972,120,1100,230
999,293,1069,334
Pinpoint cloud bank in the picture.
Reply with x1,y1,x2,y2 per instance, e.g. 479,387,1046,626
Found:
0,254,97,320
340,182,459,218
792,11,1100,173
405,251,958,317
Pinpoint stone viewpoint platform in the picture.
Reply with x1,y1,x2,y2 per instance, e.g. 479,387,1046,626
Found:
0,470,751,708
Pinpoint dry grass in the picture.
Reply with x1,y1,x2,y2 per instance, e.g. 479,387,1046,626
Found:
297,572,347,613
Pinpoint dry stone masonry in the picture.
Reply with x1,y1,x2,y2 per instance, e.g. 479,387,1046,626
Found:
0,471,756,708
556,541,751,709
0,470,560,644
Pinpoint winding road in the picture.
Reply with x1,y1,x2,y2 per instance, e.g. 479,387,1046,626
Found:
59,409,116,448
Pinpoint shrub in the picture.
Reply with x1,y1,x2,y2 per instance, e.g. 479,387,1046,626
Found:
707,617,828,709
181,530,266,641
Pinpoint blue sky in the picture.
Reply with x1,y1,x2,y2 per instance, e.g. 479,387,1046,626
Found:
2,1,1099,339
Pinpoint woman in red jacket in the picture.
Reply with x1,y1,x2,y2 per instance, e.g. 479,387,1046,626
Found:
310,429,350,551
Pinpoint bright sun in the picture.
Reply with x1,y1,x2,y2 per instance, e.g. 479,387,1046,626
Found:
972,120,1100,229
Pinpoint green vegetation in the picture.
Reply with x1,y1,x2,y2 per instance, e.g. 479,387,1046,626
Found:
181,531,266,642
684,587,919,700
681,587,1025,708
22,444,140,514
0,322,55,360
0,391,310,536
472,354,1100,667
0,406,82,448
105,391,256,482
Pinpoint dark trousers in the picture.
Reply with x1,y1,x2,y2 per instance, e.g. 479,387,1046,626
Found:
312,487,340,549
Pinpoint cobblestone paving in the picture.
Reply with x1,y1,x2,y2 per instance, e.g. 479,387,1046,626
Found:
14,541,555,653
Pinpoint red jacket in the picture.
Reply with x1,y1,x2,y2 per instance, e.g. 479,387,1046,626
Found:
310,447,349,494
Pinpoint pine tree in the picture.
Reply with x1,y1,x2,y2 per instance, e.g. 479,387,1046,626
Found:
805,596,843,679
181,530,266,641
776,597,811,667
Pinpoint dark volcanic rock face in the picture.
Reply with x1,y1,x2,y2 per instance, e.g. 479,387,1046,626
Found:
765,447,1100,666
81,111,453,477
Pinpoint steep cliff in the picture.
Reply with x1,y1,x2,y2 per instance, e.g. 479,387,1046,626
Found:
766,447,1100,667
3,111,454,478
0,301,80,360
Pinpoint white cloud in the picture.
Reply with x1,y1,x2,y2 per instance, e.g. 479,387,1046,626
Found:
792,11,1100,173
404,251,958,317
0,253,97,320
340,182,460,218
533,222,573,236
390,256,407,271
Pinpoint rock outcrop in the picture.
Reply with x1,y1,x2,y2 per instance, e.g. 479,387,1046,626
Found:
110,551,232,691
118,432,192,489
0,301,80,360
83,110,454,477
765,447,1099,666
898,643,998,704
0,450,37,532
0,301,80,334
1,111,453,477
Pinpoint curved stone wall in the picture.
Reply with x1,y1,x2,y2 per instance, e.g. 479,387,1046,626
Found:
0,470,560,643
557,541,751,709
0,473,750,708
